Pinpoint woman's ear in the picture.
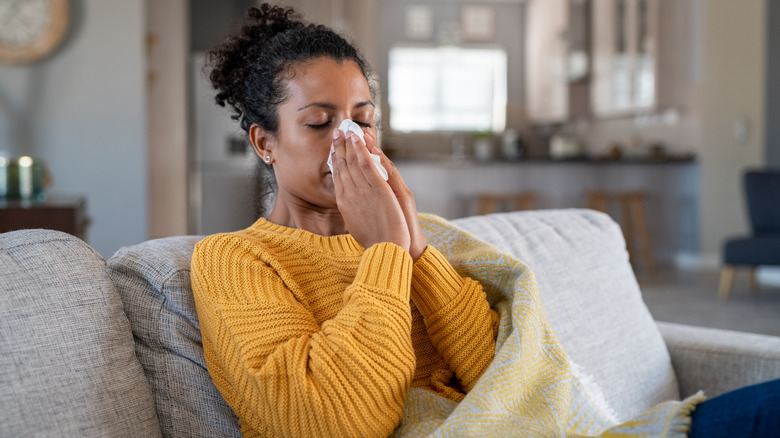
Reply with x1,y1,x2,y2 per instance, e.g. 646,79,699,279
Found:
249,123,275,162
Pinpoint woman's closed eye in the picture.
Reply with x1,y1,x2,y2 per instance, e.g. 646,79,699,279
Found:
307,121,332,130
307,120,372,130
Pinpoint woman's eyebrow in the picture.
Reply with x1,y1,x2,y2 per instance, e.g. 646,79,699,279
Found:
353,100,375,109
298,102,336,111
297,100,375,111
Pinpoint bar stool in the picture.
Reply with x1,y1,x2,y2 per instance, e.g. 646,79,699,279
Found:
585,190,656,273
475,192,536,215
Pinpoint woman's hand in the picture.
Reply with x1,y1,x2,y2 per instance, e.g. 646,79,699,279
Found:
331,129,411,253
363,129,428,261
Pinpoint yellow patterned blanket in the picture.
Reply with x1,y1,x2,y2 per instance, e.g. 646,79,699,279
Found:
392,214,704,437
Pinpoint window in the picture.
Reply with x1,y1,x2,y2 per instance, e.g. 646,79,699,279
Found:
388,46,507,132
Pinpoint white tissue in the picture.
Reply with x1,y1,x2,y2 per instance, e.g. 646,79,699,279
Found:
327,119,389,181
339,119,366,142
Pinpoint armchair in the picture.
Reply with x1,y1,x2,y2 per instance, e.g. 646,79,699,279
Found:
718,169,780,299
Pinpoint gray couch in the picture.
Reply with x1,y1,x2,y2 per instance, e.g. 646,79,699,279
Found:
2,209,779,437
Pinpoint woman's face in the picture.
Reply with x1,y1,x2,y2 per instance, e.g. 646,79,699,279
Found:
260,57,375,212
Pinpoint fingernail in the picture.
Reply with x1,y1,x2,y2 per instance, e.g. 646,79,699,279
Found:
333,130,341,139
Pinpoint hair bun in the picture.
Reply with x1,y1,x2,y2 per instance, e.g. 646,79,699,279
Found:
246,4,303,39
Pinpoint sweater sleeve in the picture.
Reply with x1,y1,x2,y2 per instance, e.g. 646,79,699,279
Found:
191,236,416,438
410,245,499,393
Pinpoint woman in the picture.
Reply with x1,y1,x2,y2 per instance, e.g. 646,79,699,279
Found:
190,4,498,437
191,4,780,438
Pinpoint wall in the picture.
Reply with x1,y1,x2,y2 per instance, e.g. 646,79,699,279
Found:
767,0,780,167
698,0,766,263
190,0,256,52
0,0,147,258
763,0,780,285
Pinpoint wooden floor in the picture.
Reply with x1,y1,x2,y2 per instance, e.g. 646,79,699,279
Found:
637,268,780,336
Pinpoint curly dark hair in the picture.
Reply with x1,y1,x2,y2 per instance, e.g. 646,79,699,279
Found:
208,3,374,133
206,3,375,217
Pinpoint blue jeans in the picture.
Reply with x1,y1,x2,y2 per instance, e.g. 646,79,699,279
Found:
689,378,780,438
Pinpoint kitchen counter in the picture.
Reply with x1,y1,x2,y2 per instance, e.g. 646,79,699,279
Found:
392,154,696,166
395,157,698,267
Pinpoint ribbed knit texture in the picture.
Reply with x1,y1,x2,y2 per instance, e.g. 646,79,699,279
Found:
191,217,498,438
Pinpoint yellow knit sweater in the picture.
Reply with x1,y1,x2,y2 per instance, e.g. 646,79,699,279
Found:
190,218,499,438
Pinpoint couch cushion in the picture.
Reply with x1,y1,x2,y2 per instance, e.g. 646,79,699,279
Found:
452,209,680,422
107,236,241,438
0,229,162,437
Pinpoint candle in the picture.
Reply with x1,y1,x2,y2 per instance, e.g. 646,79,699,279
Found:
18,156,33,199
0,156,7,198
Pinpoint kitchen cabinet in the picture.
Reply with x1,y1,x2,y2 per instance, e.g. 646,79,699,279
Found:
526,0,661,121
525,0,569,123
525,0,592,124
591,0,659,116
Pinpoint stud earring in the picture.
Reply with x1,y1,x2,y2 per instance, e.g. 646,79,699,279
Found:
264,156,272,163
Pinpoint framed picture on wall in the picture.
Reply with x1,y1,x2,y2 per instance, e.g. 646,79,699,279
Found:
405,5,433,40
460,5,495,42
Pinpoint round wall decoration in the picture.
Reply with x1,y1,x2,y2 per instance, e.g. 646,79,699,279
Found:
0,0,71,65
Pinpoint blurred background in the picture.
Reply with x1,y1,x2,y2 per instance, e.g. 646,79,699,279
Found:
0,0,778,332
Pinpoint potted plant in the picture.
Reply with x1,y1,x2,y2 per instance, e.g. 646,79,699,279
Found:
473,130,494,162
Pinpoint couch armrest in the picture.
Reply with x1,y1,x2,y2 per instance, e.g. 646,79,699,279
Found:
657,321,780,399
